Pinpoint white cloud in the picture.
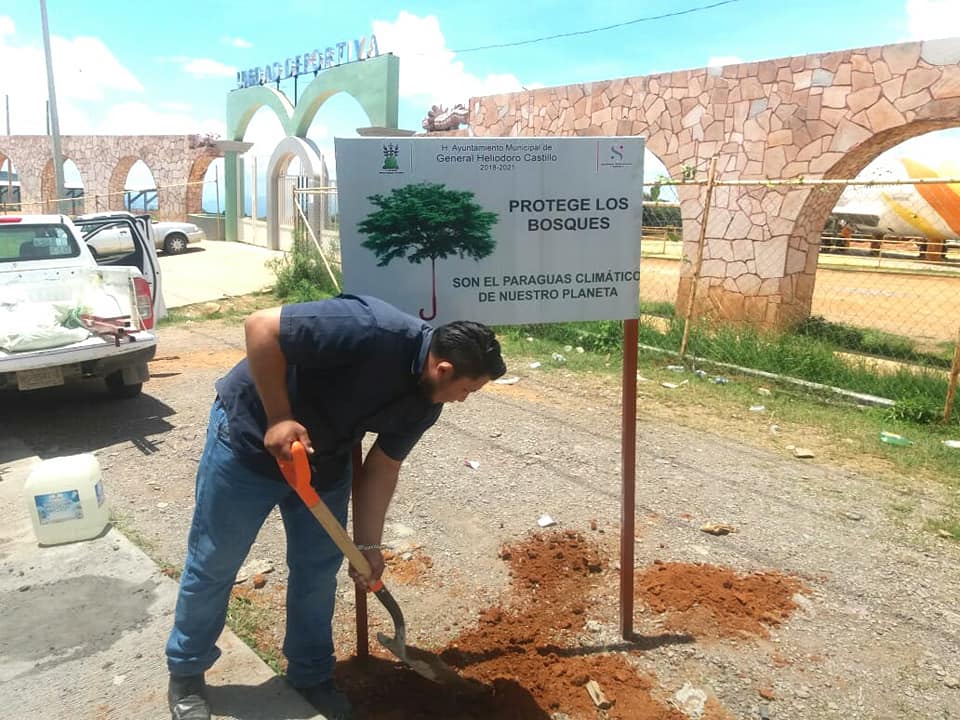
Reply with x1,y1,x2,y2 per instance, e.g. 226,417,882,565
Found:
372,11,528,107
223,36,253,49
906,0,960,39
95,102,225,137
159,101,193,112
0,15,15,36
707,55,744,67
179,57,237,79
0,28,142,134
58,36,144,100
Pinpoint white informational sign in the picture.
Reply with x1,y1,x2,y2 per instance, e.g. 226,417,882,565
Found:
334,136,644,326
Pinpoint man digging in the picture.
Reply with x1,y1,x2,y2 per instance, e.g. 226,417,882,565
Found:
164,294,506,720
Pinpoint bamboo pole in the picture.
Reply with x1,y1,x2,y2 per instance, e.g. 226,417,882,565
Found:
944,327,960,424
292,192,341,293
679,155,718,360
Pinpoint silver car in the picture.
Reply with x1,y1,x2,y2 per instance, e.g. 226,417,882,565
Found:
152,221,205,254
79,215,205,257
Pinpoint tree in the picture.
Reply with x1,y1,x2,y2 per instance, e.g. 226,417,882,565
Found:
358,182,498,320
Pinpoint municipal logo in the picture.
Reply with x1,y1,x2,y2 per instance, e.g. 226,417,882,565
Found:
380,143,403,173
598,142,632,170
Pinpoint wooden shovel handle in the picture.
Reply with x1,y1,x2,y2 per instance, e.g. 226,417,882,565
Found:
277,441,379,587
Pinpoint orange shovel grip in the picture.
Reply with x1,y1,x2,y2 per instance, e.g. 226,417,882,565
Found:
277,440,320,506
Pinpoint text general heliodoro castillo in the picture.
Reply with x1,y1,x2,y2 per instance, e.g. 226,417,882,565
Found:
453,195,640,303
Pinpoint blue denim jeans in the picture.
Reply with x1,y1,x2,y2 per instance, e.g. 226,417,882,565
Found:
165,399,351,688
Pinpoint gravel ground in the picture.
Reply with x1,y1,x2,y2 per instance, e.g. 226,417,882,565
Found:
4,317,959,719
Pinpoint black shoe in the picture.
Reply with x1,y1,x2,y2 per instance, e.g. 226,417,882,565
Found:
168,673,210,720
296,680,353,720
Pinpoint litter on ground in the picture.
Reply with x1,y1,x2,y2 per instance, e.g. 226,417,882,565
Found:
880,431,913,446
537,514,557,528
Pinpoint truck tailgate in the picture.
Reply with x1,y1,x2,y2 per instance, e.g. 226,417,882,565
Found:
0,331,157,373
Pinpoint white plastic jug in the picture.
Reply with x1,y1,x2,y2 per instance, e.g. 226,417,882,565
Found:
24,454,110,545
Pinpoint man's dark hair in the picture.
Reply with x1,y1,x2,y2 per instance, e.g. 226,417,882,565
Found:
431,321,506,379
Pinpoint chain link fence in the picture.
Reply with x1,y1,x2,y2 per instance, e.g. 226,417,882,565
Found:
639,175,960,349
645,167,960,421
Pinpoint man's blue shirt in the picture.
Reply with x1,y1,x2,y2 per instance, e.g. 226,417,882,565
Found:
215,295,441,481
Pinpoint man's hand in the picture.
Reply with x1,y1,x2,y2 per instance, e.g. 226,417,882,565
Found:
264,419,314,460
349,548,385,591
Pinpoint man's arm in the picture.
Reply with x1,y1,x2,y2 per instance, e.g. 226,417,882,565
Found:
244,307,312,459
349,442,402,588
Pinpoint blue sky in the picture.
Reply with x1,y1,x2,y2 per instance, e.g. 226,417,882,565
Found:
1,0,959,205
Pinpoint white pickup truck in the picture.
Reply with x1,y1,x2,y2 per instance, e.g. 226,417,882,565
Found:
0,212,165,398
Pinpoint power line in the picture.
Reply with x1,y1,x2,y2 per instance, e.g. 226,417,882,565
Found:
449,0,743,54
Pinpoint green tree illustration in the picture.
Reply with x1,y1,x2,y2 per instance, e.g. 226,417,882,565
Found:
357,182,498,320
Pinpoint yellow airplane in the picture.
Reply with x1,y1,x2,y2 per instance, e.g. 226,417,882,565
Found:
830,157,960,254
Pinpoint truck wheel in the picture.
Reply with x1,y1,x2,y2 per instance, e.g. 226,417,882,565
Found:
163,233,188,254
105,371,142,398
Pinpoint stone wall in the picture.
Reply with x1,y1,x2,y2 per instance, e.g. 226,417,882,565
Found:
0,135,221,220
434,38,960,328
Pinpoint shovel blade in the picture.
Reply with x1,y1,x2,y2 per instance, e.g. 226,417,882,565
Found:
377,632,484,694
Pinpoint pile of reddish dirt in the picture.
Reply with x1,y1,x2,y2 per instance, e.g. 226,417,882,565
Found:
383,549,433,585
337,531,730,719
636,561,808,639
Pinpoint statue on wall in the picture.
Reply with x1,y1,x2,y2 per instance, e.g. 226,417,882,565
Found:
421,103,469,132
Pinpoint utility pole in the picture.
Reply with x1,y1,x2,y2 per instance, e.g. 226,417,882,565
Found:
40,0,66,214
4,95,9,134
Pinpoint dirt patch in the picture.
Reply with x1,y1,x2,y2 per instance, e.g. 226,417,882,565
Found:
337,531,733,719
636,562,809,640
383,549,433,585
149,348,245,374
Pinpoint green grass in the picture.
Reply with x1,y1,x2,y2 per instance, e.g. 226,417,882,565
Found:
796,315,954,368
636,317,956,425
267,231,341,304
497,316,958,429
639,300,676,318
226,593,285,674
927,517,960,541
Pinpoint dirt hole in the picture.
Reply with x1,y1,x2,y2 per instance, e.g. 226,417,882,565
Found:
337,530,733,719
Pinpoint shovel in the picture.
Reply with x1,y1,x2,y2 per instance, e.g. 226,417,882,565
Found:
277,441,476,690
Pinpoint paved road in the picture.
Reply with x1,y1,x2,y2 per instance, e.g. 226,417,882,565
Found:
159,241,284,310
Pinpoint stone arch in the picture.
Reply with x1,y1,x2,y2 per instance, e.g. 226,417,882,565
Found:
265,136,326,250
41,156,87,214
108,156,140,212
185,153,218,215
0,148,22,211
771,114,960,323
798,116,960,240
62,158,87,215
